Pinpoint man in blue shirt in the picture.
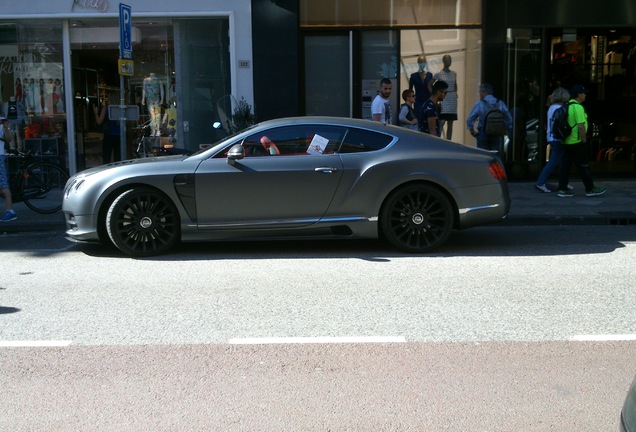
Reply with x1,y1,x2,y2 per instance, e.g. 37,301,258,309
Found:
466,83,512,155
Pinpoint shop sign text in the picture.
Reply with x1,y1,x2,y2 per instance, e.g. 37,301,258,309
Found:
72,0,109,13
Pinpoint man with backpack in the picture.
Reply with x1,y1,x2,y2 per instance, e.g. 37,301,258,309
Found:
535,87,572,193
556,84,606,197
466,83,512,156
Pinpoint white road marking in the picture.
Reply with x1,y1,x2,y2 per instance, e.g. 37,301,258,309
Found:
229,336,406,345
0,341,73,347
570,334,636,341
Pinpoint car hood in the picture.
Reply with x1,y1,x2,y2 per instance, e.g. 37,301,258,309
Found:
74,155,190,178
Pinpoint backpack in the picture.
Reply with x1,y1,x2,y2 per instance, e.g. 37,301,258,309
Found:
550,102,572,140
482,99,507,136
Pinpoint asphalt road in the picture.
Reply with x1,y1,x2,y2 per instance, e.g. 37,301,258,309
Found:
1,225,635,431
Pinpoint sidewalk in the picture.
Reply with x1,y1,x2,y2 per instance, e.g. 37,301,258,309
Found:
0,179,635,234
501,179,636,226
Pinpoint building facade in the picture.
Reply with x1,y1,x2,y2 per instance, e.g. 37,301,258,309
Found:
0,0,257,174
2,1,634,179
298,0,636,178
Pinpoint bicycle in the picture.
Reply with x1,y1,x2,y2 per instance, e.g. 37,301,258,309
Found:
4,151,69,214
133,119,156,158
133,120,191,158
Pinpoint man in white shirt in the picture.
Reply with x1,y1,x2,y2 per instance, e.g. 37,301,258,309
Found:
372,78,393,125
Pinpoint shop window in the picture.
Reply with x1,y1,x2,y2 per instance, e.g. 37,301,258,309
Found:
70,19,175,168
0,22,67,166
177,19,231,151
400,29,482,144
549,29,636,174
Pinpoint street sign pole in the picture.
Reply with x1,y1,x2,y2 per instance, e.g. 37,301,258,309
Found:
119,3,132,160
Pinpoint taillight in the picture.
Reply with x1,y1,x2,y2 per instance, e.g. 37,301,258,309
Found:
488,160,507,181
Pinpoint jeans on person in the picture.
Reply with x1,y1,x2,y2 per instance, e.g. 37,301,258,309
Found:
536,140,563,186
476,132,503,155
558,141,594,192
0,154,9,188
102,133,121,164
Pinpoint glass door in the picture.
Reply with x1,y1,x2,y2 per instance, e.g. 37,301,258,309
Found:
505,29,543,168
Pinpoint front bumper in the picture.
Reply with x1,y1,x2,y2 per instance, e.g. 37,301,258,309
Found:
64,212,101,243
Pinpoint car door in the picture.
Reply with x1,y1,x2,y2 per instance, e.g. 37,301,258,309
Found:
194,125,346,229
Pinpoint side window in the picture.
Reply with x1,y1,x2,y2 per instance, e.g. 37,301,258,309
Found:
241,125,347,156
340,128,393,153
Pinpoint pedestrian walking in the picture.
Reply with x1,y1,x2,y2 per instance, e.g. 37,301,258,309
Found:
419,80,448,136
371,78,393,125
535,87,573,193
556,84,606,197
466,83,512,156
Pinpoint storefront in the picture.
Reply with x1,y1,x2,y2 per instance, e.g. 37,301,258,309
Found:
299,0,636,179
0,0,254,174
5,1,633,180
299,0,482,147
484,0,636,178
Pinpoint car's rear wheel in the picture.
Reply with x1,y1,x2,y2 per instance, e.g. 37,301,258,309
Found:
380,184,454,253
106,187,180,257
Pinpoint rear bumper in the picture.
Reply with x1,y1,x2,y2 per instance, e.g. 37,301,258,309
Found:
455,182,510,228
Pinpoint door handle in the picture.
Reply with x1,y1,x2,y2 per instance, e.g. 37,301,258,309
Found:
314,167,338,174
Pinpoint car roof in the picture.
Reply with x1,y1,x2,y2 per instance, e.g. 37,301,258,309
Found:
255,116,402,132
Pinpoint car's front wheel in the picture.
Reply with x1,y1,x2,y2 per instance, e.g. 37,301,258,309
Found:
106,187,180,257
380,184,454,253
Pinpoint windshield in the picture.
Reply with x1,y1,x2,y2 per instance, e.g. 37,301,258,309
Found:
189,124,259,157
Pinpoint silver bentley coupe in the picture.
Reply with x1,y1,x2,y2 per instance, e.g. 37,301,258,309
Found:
63,117,510,257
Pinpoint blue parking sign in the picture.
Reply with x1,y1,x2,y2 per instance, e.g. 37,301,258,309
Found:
119,4,132,60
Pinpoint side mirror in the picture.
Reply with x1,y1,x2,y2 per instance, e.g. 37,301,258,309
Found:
227,144,245,165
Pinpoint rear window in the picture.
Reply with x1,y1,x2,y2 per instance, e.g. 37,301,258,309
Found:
340,128,393,153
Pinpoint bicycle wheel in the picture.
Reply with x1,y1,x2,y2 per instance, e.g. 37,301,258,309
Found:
20,162,69,214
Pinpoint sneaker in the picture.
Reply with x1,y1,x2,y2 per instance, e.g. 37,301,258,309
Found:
0,210,17,222
586,187,606,197
535,184,551,193
557,190,574,198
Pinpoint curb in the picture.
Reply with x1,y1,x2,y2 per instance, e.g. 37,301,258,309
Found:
497,215,611,226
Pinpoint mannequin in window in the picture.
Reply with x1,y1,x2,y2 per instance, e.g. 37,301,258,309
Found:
25,77,36,113
433,55,459,139
141,73,164,136
409,54,433,119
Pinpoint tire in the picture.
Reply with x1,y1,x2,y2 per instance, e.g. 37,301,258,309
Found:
106,187,180,257
21,163,69,214
380,184,454,253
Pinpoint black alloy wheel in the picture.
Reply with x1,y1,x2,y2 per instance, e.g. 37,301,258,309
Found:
106,187,180,257
380,184,454,253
